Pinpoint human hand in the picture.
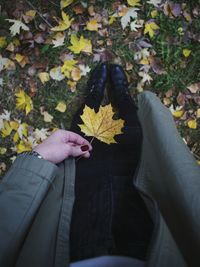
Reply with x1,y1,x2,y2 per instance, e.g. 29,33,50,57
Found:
33,129,92,164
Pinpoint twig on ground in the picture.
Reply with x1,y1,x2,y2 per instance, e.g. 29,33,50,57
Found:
25,0,53,28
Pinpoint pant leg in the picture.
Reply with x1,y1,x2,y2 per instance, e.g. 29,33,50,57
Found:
70,97,114,262
110,95,154,260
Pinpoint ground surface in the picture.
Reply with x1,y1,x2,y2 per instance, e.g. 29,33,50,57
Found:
0,0,200,176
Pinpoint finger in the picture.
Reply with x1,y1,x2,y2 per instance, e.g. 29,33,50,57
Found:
64,131,92,150
67,144,90,158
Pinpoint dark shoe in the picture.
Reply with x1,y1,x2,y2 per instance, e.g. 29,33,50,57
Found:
86,63,108,109
110,64,133,107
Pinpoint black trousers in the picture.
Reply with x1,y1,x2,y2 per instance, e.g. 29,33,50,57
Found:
69,94,154,262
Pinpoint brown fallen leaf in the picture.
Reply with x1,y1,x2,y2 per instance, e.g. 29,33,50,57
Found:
149,56,166,75
187,82,200,94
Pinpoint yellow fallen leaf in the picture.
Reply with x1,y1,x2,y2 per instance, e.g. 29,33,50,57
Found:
1,121,13,137
55,102,67,113
144,21,160,38
86,19,100,31
15,53,24,63
25,10,36,18
187,119,197,129
38,72,50,84
183,49,191,57
43,111,53,122
68,35,92,54
196,109,200,118
108,15,116,25
151,10,158,18
197,160,200,165
127,0,141,7
139,58,149,65
10,120,19,130
16,139,32,153
4,58,16,70
60,0,74,9
61,59,77,78
71,67,81,81
15,89,33,115
0,147,7,155
67,80,77,92
6,42,15,52
51,11,73,31
0,37,7,48
78,104,125,144
173,110,184,118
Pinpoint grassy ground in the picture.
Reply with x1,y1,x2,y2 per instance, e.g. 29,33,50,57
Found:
0,0,200,176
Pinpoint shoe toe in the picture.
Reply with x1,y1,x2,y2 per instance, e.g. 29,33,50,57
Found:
111,64,127,82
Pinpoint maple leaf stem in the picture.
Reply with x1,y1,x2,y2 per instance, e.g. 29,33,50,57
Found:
25,0,53,28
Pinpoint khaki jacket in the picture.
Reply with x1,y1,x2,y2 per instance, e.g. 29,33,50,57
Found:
0,92,199,267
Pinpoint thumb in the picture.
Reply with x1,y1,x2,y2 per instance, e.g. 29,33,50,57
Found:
67,144,90,158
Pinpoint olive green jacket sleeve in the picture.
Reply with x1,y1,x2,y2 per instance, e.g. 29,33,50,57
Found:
0,154,58,267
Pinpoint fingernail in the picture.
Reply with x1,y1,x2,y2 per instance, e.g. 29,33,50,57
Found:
81,145,89,152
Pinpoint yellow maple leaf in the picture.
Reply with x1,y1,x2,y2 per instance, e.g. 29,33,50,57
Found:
60,0,74,9
182,49,191,57
86,19,100,31
55,101,67,113
78,104,125,144
68,35,92,54
38,72,50,84
187,119,197,129
51,11,73,31
0,37,7,48
61,59,77,78
144,21,160,38
15,89,33,115
127,0,141,7
1,121,13,137
16,139,32,153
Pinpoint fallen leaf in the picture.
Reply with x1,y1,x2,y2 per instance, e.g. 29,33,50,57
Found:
51,11,74,31
127,0,141,7
1,121,13,137
187,82,200,94
197,109,200,118
71,67,81,81
147,0,161,7
187,119,197,129
16,139,32,153
79,64,91,76
43,111,53,122
78,104,125,144
86,19,101,31
183,49,191,57
60,0,74,9
67,80,77,92
61,59,77,78
15,89,33,115
0,147,7,155
121,8,139,29
0,37,7,48
52,32,65,47
55,101,67,112
23,10,36,23
50,66,65,81
149,56,166,74
68,35,92,54
38,72,50,84
144,21,160,38
6,19,30,36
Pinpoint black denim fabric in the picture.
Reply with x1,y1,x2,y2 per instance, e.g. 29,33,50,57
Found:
69,93,154,262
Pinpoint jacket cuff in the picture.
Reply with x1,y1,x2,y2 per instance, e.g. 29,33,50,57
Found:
12,154,59,182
